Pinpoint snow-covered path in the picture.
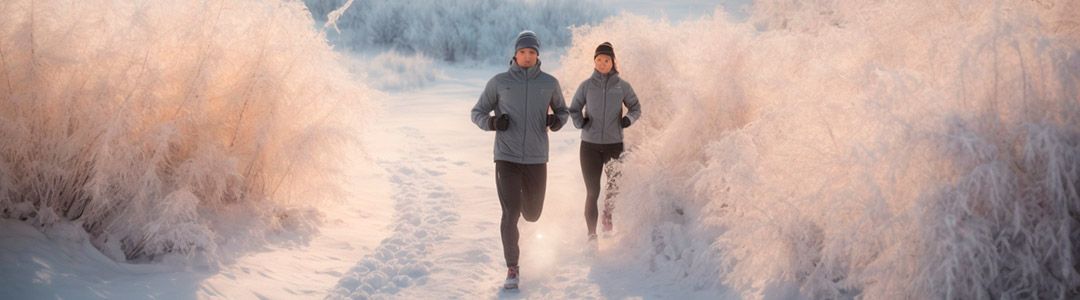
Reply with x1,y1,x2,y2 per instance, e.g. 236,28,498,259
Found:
326,67,728,299
330,125,469,298
331,67,605,298
0,66,727,299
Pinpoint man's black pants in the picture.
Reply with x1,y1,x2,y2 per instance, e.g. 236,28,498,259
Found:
496,161,546,268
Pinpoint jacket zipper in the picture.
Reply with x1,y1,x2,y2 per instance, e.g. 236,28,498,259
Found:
601,75,608,142
523,69,529,161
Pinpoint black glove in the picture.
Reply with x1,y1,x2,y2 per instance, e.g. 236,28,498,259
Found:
548,114,565,131
621,116,632,128
489,114,510,131
582,117,590,127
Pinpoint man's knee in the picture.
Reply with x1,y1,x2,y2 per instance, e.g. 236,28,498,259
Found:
522,205,543,222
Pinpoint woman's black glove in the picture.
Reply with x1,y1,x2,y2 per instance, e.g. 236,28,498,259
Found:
489,114,510,131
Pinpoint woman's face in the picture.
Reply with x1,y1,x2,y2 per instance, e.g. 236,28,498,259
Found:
594,55,613,74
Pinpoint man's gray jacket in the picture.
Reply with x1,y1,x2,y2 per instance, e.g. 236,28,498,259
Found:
471,61,569,164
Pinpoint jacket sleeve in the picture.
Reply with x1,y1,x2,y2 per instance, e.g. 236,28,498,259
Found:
471,78,498,131
622,82,642,124
548,80,570,132
568,81,587,129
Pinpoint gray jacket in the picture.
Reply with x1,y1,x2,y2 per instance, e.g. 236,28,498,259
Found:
471,61,569,164
569,70,641,144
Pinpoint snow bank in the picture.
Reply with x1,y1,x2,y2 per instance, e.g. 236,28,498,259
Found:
304,0,609,63
0,0,376,262
554,1,1080,298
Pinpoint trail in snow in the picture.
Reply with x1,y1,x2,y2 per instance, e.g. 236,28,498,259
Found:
329,68,522,298
330,126,463,298
0,65,729,299
324,66,730,299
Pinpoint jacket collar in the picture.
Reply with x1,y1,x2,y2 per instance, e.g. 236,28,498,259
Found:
590,69,620,86
508,59,543,81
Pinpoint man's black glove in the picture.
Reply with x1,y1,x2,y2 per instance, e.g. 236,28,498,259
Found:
582,117,590,127
489,114,510,131
547,114,564,131
621,116,632,128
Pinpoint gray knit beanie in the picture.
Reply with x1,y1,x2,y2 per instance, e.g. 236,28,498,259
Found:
514,30,540,53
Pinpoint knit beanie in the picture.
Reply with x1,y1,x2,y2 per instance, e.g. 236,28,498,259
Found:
515,31,540,53
594,42,614,59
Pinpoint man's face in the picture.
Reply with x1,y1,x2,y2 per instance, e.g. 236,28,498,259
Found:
515,48,538,68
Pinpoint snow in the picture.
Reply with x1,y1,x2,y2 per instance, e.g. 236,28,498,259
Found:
553,0,1080,298
3,0,1080,299
1,65,729,299
0,0,377,262
322,65,732,299
1,162,394,299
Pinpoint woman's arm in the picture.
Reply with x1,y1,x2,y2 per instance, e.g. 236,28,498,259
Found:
622,82,642,124
568,82,588,129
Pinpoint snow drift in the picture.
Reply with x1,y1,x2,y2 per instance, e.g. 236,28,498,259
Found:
0,0,375,262
555,0,1080,298
304,0,609,63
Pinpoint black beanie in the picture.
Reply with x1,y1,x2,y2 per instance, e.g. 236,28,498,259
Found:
594,42,614,59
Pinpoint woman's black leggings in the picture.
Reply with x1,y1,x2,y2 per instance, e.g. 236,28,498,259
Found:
580,141,623,236
495,161,547,267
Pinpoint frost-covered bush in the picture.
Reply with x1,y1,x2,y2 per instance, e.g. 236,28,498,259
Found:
555,0,1080,298
345,51,443,91
0,0,375,262
304,0,609,63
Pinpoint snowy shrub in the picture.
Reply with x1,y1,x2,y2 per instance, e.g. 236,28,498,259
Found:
346,51,443,91
555,0,1080,298
304,0,609,63
0,0,375,262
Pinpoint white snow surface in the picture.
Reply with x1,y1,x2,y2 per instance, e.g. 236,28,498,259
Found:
1,65,728,299
0,165,394,299
3,0,1080,299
